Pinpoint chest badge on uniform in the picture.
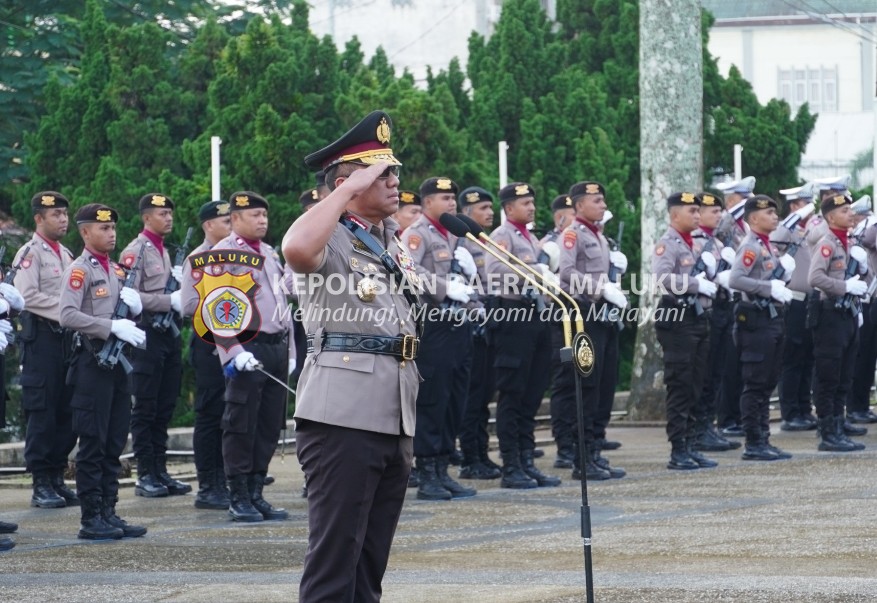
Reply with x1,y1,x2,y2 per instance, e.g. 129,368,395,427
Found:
396,248,421,288
95,287,108,297
742,249,756,267
357,276,379,302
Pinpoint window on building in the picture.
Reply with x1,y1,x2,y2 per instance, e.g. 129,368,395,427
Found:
778,66,838,113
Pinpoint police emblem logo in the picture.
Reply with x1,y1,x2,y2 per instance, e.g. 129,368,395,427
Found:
436,178,453,191
20,255,32,270
216,203,231,215
122,253,135,267
833,195,846,206
235,195,250,207
193,271,262,350
821,245,831,258
400,192,415,203
376,117,391,144
585,184,601,194
564,196,573,206
466,192,480,203
655,243,665,256
563,230,577,250
69,268,86,290
514,184,530,197
151,195,166,207
357,276,379,302
41,195,56,206
407,234,422,251
96,210,112,222
680,193,696,204
756,199,769,209
742,249,756,267
572,331,596,377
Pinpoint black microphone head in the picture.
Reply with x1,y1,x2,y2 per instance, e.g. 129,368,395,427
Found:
439,212,471,238
455,213,484,237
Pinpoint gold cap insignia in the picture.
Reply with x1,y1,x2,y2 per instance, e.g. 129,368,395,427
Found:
96,210,112,222
466,192,480,203
756,199,769,209
400,192,415,203
376,117,391,144
585,184,601,194
436,178,453,190
681,193,696,204
41,195,56,206
834,195,846,206
515,184,530,196
151,195,166,207
311,189,319,200
216,203,230,215
565,196,573,206
235,195,250,207
701,194,715,206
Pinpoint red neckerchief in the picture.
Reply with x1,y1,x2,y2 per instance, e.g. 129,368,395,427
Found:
86,247,110,274
700,226,714,237
575,217,600,237
238,236,261,252
425,214,449,240
141,229,164,256
507,219,532,242
735,218,745,232
673,228,694,250
754,232,773,253
830,227,848,251
36,232,61,259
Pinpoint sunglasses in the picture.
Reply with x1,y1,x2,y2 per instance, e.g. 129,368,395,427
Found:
376,165,401,179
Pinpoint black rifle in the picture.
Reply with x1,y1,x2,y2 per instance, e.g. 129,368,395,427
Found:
151,227,194,335
752,211,811,319
835,251,864,315
96,244,146,372
683,238,716,317
606,221,624,284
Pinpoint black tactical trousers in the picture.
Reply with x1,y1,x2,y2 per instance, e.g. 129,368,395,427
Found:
812,303,859,419
779,297,814,421
459,329,495,459
577,312,620,445
21,323,77,474
695,298,732,427
130,324,182,460
717,302,743,429
848,301,877,414
734,303,784,438
190,333,226,474
656,306,710,442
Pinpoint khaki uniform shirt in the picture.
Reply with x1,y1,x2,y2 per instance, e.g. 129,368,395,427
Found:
770,224,812,294
293,215,419,437
804,216,829,249
59,251,135,340
809,230,872,300
715,211,747,250
400,215,457,307
559,218,610,302
486,222,542,301
460,237,488,300
861,224,877,296
13,234,74,323
651,227,713,310
181,240,211,319
729,232,781,300
119,233,172,313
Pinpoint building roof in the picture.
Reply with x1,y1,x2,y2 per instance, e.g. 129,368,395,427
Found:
702,0,876,21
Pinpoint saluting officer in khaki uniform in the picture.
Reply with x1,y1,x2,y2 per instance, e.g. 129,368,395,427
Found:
284,111,420,603
205,191,293,523
652,192,718,471
809,190,871,452
119,194,188,498
60,204,148,540
728,195,795,461
181,200,232,510
14,192,78,509
559,181,627,481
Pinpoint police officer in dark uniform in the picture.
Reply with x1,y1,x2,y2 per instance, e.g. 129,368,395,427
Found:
120,194,189,498
728,194,794,461
809,190,871,452
60,203,148,539
400,176,476,500
13,192,78,508
181,201,232,509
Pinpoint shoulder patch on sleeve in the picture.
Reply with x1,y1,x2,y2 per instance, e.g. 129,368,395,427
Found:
408,234,421,251
68,267,86,290
122,252,136,267
742,249,756,267
563,229,577,249
821,245,831,258
655,243,665,256
20,255,33,270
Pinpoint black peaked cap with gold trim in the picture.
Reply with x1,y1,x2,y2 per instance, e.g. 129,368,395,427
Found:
31,191,69,213
499,182,536,204
820,192,853,215
420,177,458,198
698,192,724,209
569,181,605,199
76,203,119,224
667,192,702,208
459,186,493,207
229,191,269,211
304,111,402,171
138,193,174,213
743,194,778,218
198,200,231,223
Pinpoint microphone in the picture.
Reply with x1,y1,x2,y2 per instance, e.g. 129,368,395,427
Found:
454,213,584,336
441,213,575,348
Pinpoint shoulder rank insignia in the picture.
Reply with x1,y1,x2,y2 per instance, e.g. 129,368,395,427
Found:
742,249,756,267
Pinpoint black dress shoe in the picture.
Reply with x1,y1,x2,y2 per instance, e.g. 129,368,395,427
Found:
0,537,13,551
780,417,811,431
599,439,622,451
0,521,17,534
847,411,877,424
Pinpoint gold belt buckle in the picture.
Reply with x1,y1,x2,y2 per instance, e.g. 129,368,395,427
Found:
401,335,418,360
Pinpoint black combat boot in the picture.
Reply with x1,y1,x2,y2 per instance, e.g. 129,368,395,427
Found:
571,442,610,480
0,521,17,534
194,470,229,510
51,468,79,506
0,537,13,551
761,430,791,459
31,471,66,508
685,438,718,468
227,475,263,522
500,451,538,489
407,466,420,488
480,447,502,474
843,417,867,437
741,431,779,461
436,455,476,498
248,473,288,520
458,449,499,480
101,496,147,538
553,439,575,469
78,495,123,540
135,457,169,498
836,416,865,451
155,454,192,495
817,417,855,452
214,470,231,504
693,425,733,452
416,457,452,501
668,440,699,470
521,449,561,486
598,438,621,451
592,447,626,478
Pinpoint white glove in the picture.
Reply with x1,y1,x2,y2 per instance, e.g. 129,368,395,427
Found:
453,247,476,278
792,203,815,221
170,290,182,314
779,254,796,275
694,273,717,298
233,351,260,372
700,252,717,278
288,357,297,376
0,331,8,353
110,319,146,347
0,283,24,312
769,279,793,304
119,287,143,316
720,246,736,265
850,246,868,275
540,265,560,289
715,270,731,290
445,278,473,303
845,275,868,296
0,298,8,316
541,241,560,273
609,250,628,275
598,210,613,227
858,313,864,328
601,281,628,309
171,265,183,284
0,320,11,335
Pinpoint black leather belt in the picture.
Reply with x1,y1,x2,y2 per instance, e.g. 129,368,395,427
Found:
35,316,64,334
306,332,419,361
242,331,288,345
